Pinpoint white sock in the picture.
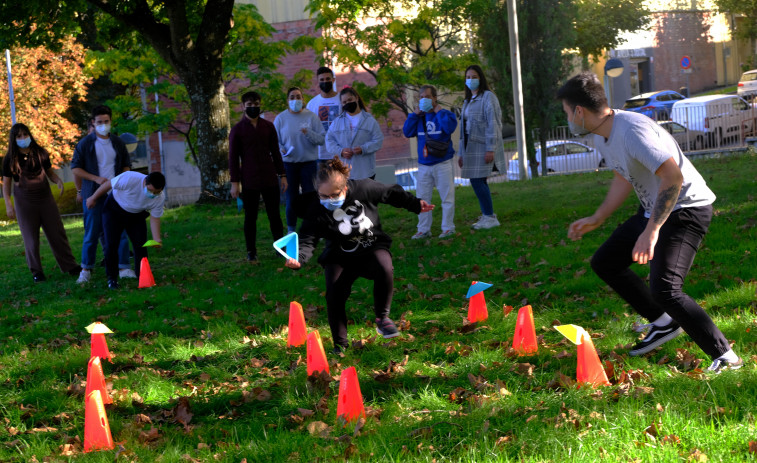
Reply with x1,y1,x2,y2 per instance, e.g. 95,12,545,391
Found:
717,349,738,363
651,313,673,327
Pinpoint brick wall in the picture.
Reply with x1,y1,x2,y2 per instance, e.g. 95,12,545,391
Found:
653,11,718,94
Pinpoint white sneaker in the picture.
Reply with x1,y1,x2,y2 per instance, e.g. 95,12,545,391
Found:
76,269,91,284
119,268,137,279
411,231,432,240
471,215,484,228
473,214,500,230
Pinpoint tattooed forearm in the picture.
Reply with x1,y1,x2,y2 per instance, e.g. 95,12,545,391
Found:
651,183,681,225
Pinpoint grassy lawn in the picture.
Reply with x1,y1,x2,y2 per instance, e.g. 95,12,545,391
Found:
0,152,756,462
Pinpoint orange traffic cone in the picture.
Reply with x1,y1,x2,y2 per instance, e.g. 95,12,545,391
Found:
287,301,308,347
85,357,112,405
138,257,155,288
306,330,329,376
468,291,488,323
336,366,366,424
91,333,113,363
576,332,610,387
83,390,115,453
512,305,538,355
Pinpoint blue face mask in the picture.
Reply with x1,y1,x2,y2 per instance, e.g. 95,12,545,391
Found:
466,78,480,91
144,186,158,199
289,99,303,112
16,137,31,149
419,98,433,112
320,196,345,211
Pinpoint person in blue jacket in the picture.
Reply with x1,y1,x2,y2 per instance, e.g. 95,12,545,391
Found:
403,84,458,239
325,87,384,180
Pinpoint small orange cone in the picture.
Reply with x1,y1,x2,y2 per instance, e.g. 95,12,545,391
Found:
83,390,115,453
287,301,308,347
468,291,488,323
138,257,155,288
336,366,366,424
306,330,329,376
85,357,112,405
576,332,610,387
512,305,538,355
91,334,113,363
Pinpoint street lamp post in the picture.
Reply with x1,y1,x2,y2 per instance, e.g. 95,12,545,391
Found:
604,58,624,109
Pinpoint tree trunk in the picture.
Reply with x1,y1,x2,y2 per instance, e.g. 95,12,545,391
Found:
184,78,231,202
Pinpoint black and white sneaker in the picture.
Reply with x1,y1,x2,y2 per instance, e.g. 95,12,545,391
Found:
629,321,683,356
375,317,400,339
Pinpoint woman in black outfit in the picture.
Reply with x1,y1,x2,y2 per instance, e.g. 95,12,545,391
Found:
285,157,434,352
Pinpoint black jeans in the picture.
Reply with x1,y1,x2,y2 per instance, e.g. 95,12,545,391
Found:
324,249,393,348
591,205,730,359
241,187,284,255
102,195,148,282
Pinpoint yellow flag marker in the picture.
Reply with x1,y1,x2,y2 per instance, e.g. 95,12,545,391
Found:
554,324,587,345
85,322,113,334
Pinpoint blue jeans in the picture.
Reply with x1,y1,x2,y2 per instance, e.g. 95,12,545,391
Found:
469,177,494,216
284,161,318,231
82,196,130,270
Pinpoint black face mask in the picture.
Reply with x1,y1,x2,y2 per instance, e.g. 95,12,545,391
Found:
245,106,261,119
343,101,358,113
319,81,333,93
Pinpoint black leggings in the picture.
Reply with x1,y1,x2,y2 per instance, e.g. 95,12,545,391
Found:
324,249,393,348
590,205,730,359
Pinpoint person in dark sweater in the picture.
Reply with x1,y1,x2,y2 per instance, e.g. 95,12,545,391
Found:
229,91,288,262
285,157,435,353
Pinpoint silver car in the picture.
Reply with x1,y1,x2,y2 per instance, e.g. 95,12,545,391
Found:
738,70,757,101
507,140,604,180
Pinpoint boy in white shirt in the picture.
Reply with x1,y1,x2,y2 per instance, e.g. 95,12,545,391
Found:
87,171,166,289
306,66,341,166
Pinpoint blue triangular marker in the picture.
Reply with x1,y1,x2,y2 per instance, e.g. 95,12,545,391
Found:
466,281,493,298
237,197,244,212
273,232,298,261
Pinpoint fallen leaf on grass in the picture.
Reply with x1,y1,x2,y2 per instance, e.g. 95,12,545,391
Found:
139,427,160,444
748,441,757,454
503,305,514,317
687,448,708,462
173,397,193,432
511,363,535,377
306,421,331,438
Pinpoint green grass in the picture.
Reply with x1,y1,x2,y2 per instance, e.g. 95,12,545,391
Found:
0,153,756,462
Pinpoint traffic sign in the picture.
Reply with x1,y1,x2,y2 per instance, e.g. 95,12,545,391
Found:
681,55,691,70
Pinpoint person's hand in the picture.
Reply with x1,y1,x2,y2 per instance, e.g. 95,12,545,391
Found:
76,191,82,204
280,177,288,193
414,108,422,116
6,205,15,220
341,148,353,159
285,257,301,269
632,228,658,265
85,196,96,210
300,127,308,134
484,151,494,164
56,178,64,198
568,215,602,241
230,182,239,199
458,157,463,168
419,200,435,213
352,146,363,155
94,176,107,185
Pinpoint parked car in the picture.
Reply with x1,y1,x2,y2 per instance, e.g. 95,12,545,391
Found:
671,95,757,147
657,120,705,151
623,90,686,119
737,70,757,101
506,140,604,180
394,168,470,191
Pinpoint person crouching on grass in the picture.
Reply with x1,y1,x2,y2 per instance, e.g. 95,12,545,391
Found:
86,171,166,290
285,157,435,353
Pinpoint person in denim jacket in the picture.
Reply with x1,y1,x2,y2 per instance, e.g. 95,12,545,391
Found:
458,65,506,230
325,87,384,180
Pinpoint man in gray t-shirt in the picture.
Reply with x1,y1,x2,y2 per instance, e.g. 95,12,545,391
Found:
557,72,741,373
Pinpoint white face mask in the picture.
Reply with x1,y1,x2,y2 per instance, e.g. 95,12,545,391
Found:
95,123,111,136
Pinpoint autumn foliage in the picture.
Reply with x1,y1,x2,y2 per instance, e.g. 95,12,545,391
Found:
0,34,90,168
